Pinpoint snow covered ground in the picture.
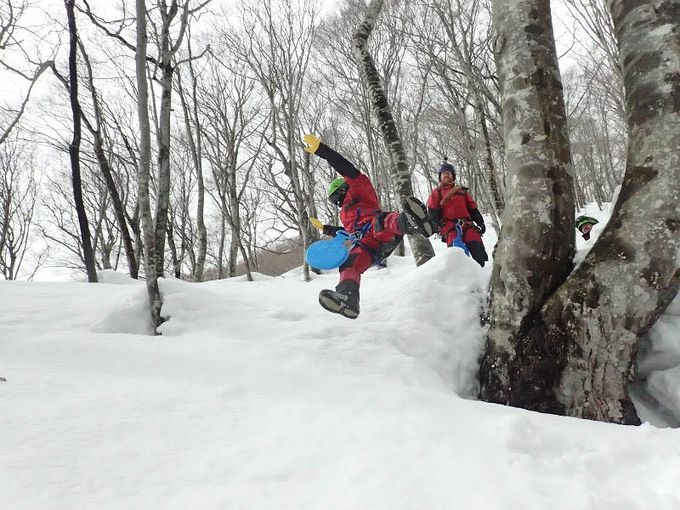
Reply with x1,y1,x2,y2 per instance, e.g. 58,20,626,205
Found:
3,212,680,509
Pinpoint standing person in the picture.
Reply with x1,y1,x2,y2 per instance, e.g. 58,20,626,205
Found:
304,134,434,319
427,160,488,267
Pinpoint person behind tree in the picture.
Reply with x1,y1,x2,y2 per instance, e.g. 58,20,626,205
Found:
576,215,599,240
426,159,488,267
303,134,435,319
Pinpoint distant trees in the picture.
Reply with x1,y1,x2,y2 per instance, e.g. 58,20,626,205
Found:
0,136,38,279
0,0,55,144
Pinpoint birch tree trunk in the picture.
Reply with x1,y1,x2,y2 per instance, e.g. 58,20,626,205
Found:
65,0,98,283
136,0,163,330
153,6,175,279
479,0,575,406
352,0,434,267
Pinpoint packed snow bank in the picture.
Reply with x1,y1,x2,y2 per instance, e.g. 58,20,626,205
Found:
2,230,680,509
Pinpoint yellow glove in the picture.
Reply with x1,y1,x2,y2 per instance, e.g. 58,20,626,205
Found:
303,134,320,154
309,217,324,231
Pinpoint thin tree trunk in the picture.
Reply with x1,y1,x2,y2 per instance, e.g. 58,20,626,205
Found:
166,219,181,279
228,232,238,278
136,0,163,331
91,135,139,279
65,0,97,283
352,0,434,267
217,212,226,279
190,68,207,282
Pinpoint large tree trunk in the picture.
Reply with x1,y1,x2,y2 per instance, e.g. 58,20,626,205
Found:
65,0,97,283
480,0,680,425
352,0,434,267
479,0,575,406
549,0,680,423
136,0,163,331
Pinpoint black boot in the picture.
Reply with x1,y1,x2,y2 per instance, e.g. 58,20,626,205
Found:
318,280,360,319
398,197,434,237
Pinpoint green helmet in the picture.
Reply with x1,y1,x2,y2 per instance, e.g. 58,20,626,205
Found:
576,215,599,230
327,177,349,207
327,177,345,198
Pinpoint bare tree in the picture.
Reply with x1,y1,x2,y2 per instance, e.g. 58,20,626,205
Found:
0,0,55,144
65,0,97,282
352,0,434,266
0,136,37,279
198,51,265,280
222,0,319,281
77,40,139,279
135,0,162,329
175,31,206,281
432,0,505,221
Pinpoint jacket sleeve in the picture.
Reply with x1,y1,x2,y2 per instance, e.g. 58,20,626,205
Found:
315,143,360,179
426,189,438,210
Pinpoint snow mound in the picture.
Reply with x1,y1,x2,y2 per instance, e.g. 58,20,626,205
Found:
90,286,154,335
96,269,138,284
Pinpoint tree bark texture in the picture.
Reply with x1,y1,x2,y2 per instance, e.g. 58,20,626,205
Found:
546,0,680,423
136,0,163,331
154,26,174,279
480,0,680,425
479,0,575,405
65,0,98,283
352,0,434,267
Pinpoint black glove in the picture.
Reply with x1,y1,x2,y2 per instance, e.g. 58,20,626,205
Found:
322,225,342,237
470,208,485,235
427,208,442,230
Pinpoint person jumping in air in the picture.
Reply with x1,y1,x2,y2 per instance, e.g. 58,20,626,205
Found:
303,134,435,319
426,159,488,267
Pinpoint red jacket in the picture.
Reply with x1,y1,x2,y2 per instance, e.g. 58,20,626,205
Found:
427,184,481,242
316,143,381,233
427,184,477,219
339,174,380,233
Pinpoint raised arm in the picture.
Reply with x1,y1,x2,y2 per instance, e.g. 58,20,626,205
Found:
303,134,360,179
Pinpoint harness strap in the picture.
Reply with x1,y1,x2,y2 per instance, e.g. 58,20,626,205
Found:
439,186,463,207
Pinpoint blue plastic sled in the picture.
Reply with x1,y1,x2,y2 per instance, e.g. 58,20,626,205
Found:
306,231,353,270
451,224,470,256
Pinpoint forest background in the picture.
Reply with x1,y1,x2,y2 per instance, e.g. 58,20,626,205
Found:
0,0,622,282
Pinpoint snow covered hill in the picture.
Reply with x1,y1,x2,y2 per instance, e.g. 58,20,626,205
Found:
2,220,680,509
